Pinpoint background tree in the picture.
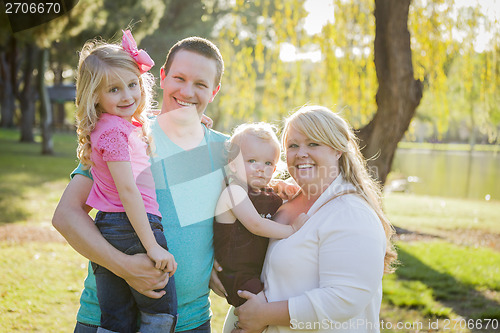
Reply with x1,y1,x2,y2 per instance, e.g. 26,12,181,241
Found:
0,0,164,150
1,0,497,177
356,0,423,185
212,0,421,184
210,0,497,184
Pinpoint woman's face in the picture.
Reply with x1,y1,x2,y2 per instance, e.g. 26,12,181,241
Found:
285,126,341,197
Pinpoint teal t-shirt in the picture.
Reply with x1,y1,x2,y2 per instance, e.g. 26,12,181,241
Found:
73,122,229,331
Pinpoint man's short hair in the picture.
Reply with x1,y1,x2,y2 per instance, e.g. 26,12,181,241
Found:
162,37,224,87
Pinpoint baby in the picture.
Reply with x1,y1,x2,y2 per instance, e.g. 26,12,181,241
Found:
214,122,306,307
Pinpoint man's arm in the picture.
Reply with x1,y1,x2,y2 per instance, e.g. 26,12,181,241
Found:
52,174,169,298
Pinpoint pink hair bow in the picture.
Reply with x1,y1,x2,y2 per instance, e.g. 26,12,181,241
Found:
122,30,154,74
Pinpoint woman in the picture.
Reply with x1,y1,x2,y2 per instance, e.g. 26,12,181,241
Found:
231,105,397,333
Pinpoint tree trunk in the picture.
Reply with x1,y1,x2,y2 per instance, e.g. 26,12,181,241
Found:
0,38,17,128
52,62,66,128
357,0,423,185
18,44,38,143
39,48,53,155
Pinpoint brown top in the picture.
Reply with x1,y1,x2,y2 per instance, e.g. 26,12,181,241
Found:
213,186,283,306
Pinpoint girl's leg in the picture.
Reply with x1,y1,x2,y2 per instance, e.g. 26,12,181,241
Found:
93,264,137,333
73,322,98,333
132,228,178,333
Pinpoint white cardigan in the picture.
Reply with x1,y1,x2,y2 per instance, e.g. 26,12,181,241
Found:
262,176,386,332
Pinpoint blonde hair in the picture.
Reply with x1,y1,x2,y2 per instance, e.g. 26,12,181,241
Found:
282,105,397,273
226,122,281,163
75,39,155,168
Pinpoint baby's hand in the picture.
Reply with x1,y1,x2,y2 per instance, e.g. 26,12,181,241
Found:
291,213,308,232
269,179,300,201
147,245,177,275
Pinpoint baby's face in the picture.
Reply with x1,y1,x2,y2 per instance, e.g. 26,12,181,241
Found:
232,135,280,191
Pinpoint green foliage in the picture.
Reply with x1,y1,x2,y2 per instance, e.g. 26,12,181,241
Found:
207,0,499,143
211,0,310,132
408,0,499,142
2,1,499,145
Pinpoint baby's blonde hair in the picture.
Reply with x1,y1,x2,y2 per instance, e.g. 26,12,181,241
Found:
282,105,397,273
226,122,281,163
75,39,155,168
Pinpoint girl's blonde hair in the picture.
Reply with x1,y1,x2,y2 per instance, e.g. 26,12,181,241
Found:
226,122,281,163
282,105,397,273
75,40,155,168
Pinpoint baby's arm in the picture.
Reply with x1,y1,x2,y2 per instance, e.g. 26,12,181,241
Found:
216,184,296,239
108,161,176,274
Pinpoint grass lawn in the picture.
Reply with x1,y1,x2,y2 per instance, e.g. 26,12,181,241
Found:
1,129,499,332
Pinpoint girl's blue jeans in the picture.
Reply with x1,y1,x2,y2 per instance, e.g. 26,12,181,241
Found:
91,211,177,333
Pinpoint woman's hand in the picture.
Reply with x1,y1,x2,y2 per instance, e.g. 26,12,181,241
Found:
233,291,268,332
209,260,227,297
119,253,170,298
201,114,213,129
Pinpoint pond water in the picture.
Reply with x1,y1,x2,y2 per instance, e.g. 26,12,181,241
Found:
390,148,500,201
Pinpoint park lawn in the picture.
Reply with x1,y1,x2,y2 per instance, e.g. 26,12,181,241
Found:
0,241,88,332
384,192,500,235
0,129,499,332
0,129,79,226
1,239,498,333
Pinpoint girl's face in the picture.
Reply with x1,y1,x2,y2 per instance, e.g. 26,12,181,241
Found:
230,135,279,191
97,68,142,122
285,126,342,196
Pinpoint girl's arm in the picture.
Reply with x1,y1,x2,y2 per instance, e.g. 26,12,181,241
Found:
107,161,176,273
217,185,299,239
52,174,169,298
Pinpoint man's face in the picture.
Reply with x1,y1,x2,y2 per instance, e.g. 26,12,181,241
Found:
160,50,220,118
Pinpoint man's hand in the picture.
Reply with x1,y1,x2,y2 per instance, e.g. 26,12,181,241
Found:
119,253,170,298
209,260,227,298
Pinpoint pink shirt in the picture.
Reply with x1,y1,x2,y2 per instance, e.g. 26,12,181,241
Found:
86,113,161,217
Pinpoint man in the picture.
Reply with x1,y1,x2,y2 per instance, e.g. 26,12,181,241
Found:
53,37,228,333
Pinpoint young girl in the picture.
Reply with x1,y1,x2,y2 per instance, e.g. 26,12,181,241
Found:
214,123,307,311
75,30,177,333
